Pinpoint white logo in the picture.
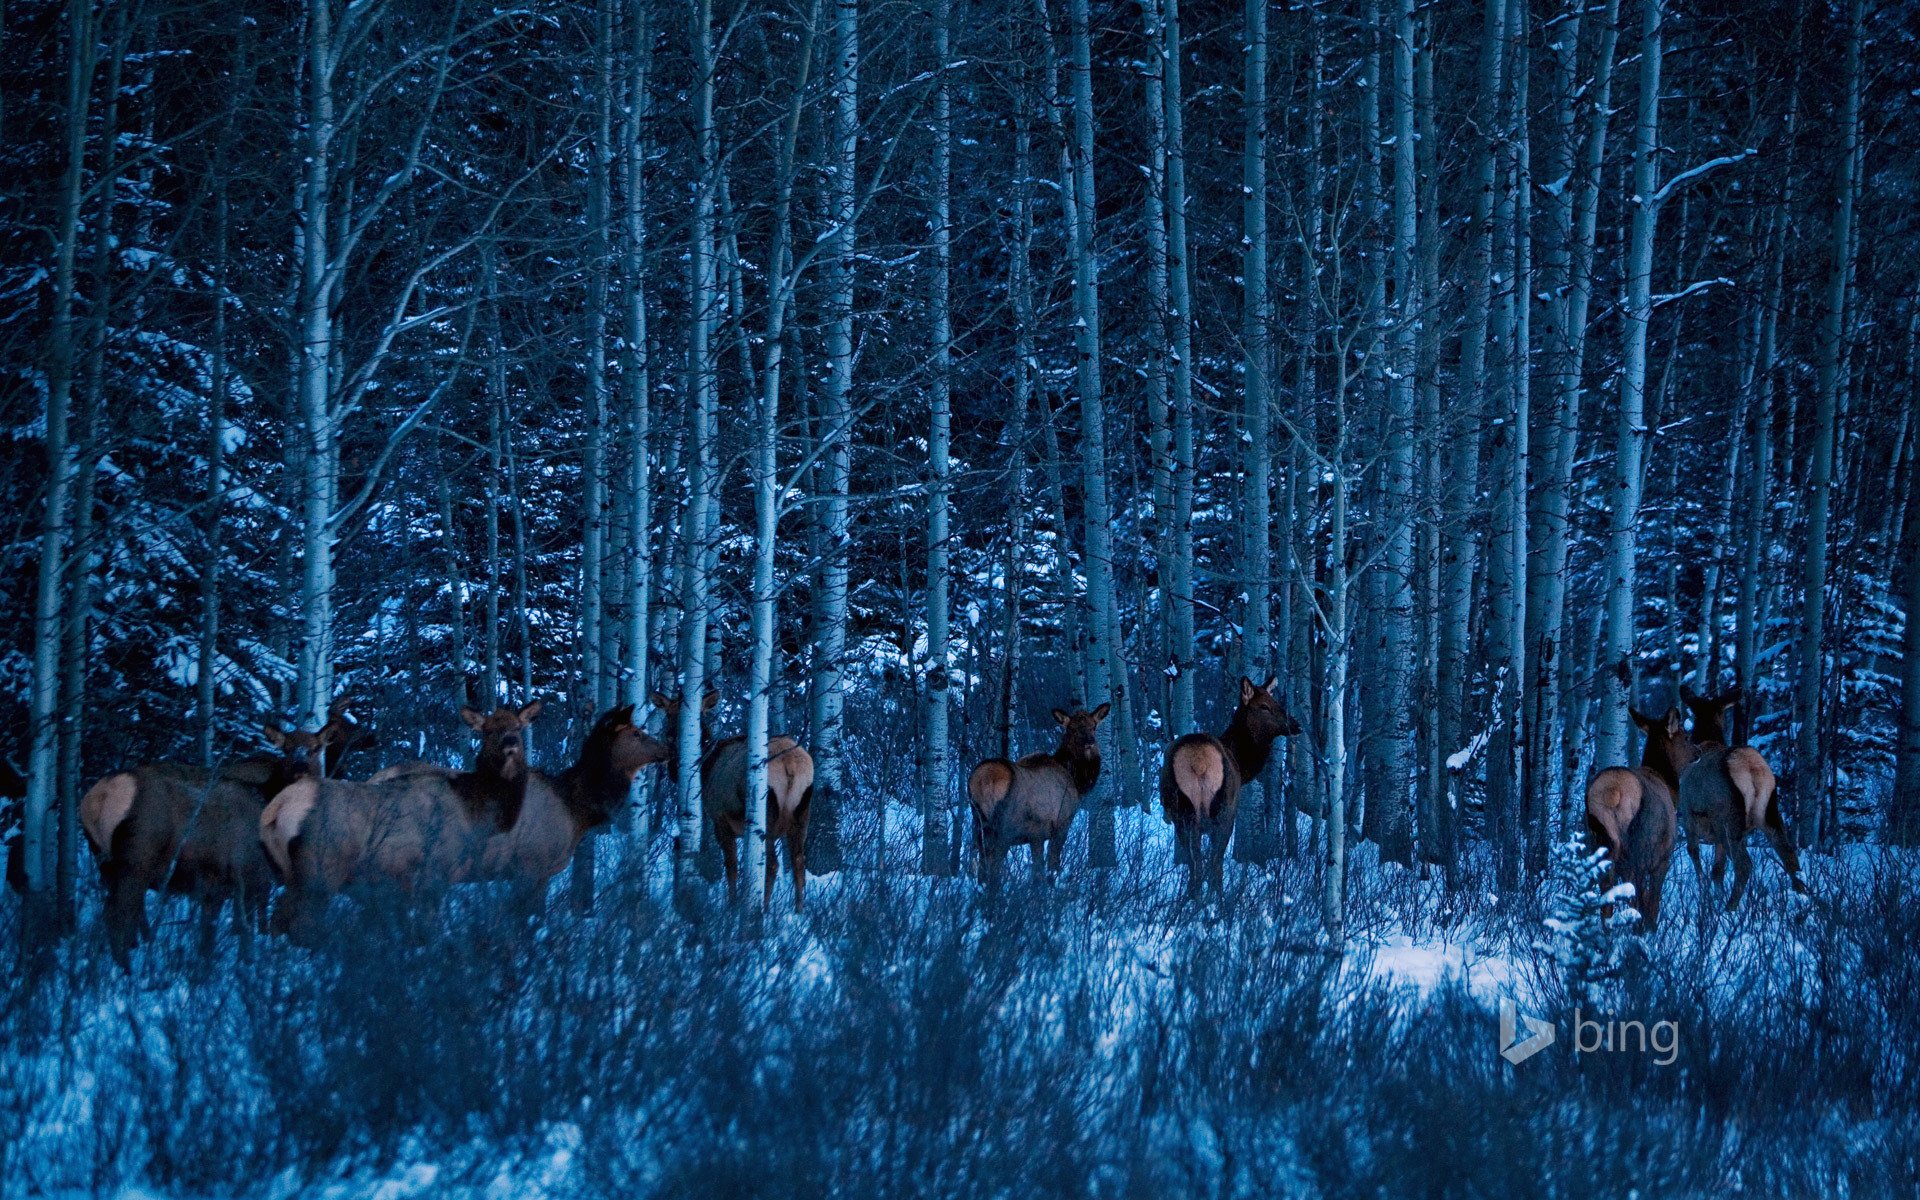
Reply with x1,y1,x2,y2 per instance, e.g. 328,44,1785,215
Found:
1499,998,1556,1065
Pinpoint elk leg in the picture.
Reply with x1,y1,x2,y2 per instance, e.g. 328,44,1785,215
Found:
197,895,222,959
1031,840,1046,881
717,821,740,895
1046,834,1065,877
763,836,779,909
1178,823,1203,898
104,871,144,969
789,831,806,913
1762,796,1808,893
1643,857,1670,932
1724,833,1754,912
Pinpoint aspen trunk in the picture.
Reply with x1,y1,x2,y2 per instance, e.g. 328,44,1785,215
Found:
1792,0,1862,845
920,0,955,875
805,0,857,873
1594,0,1663,770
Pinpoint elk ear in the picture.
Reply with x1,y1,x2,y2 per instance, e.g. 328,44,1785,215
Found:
1052,708,1071,727
328,695,352,719
264,724,289,749
1680,683,1700,707
1715,687,1741,710
1666,708,1685,735
1627,707,1655,731
701,690,720,713
1240,677,1257,704
1090,703,1111,724
649,691,674,713
612,703,636,726
516,699,544,725
460,705,487,731
1261,676,1279,697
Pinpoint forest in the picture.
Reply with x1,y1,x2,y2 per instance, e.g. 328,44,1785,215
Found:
2,0,1919,1194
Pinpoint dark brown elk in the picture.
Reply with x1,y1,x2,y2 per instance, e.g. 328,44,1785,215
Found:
78,705,350,965
967,703,1108,884
469,704,669,898
654,690,817,911
1677,685,1807,908
1584,706,1698,931
1160,677,1302,898
259,702,540,941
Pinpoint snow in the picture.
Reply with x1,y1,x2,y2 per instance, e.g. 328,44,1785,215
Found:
1361,935,1520,1008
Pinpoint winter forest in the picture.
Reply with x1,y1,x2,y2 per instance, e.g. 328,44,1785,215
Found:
4,0,1920,1194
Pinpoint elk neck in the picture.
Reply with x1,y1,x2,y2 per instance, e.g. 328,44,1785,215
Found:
1639,734,1683,793
1050,738,1103,796
1221,708,1279,783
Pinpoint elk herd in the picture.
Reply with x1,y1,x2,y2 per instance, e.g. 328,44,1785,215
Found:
66,662,1799,965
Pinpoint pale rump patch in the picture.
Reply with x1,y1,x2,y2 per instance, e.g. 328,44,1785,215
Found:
1727,747,1774,831
370,760,447,783
259,778,320,878
1585,768,1643,850
1172,743,1226,818
81,773,138,856
968,760,1015,817
768,738,815,817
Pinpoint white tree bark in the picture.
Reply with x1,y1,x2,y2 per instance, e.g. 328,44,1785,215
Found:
1792,0,1863,845
1594,0,1664,770
920,0,955,875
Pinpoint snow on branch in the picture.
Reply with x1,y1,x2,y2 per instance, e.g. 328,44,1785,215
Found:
1651,148,1755,209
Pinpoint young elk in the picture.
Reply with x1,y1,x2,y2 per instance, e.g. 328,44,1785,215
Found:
967,703,1109,885
1585,707,1697,931
259,702,540,942
79,704,350,965
654,691,817,911
470,704,669,902
1160,677,1302,898
1677,685,1807,908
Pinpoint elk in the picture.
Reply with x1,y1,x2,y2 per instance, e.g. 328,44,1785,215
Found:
967,703,1108,884
78,703,350,965
1585,706,1698,931
1677,685,1807,908
654,690,816,911
259,701,539,941
1160,677,1302,898
469,704,669,899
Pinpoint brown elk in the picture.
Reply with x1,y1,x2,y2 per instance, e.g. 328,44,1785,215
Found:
259,701,540,941
78,704,350,965
967,704,1108,884
1677,685,1807,908
1585,706,1698,931
654,690,816,911
1160,677,1302,898
470,703,669,898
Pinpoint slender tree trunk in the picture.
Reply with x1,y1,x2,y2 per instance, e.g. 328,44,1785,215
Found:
1065,0,1141,860
1594,0,1663,770
1233,0,1273,862
482,258,505,708
999,55,1039,762
920,0,955,874
1140,0,1175,733
294,0,338,730
1792,0,1862,846
1438,0,1506,859
1414,6,1443,875
745,3,814,898
23,0,96,914
674,0,719,898
806,0,857,873
1164,0,1196,745
579,0,615,717
1372,0,1417,867
199,183,231,764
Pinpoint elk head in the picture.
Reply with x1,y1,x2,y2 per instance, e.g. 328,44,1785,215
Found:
1678,684,1738,747
1628,705,1699,788
263,697,354,781
460,700,544,784
1236,676,1303,741
649,689,719,780
571,703,670,829
1050,703,1110,761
